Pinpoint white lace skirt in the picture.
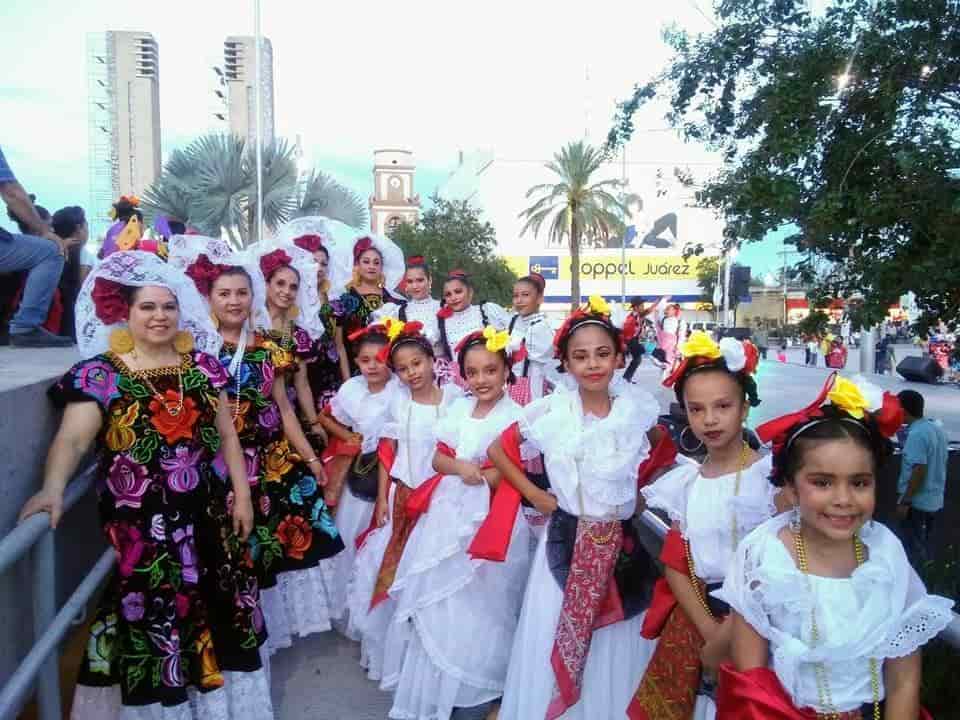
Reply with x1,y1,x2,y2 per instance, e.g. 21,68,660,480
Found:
70,667,274,720
259,564,334,655
321,488,374,632
498,533,657,720
382,476,532,719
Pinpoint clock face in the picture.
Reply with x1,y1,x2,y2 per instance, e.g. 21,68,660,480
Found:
389,176,401,189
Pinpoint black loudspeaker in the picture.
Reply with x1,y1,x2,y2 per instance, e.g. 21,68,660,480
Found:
896,356,943,384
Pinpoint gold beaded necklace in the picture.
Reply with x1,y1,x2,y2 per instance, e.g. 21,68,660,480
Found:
122,352,187,417
685,441,749,618
794,530,880,720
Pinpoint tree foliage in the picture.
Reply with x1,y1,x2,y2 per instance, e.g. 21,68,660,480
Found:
141,133,363,248
519,141,626,310
796,309,830,339
390,195,517,305
607,0,960,332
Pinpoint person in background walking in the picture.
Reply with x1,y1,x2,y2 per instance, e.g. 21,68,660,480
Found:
805,336,819,367
896,390,949,569
753,323,769,360
623,295,652,381
825,335,848,369
876,334,891,375
0,145,73,347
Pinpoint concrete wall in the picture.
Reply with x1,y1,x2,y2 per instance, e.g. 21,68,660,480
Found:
0,348,104,686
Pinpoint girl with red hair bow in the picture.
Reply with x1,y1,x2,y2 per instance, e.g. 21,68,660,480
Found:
372,254,442,355
714,375,952,720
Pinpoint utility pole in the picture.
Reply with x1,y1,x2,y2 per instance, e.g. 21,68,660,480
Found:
620,146,627,304
778,245,799,328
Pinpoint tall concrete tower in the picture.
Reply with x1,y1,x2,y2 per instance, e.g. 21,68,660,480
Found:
223,36,275,148
370,149,420,234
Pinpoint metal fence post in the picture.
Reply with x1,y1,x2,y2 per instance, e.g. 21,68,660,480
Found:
32,531,61,720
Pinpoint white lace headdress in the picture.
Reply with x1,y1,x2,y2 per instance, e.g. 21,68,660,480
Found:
350,232,406,295
273,215,354,298
247,241,325,341
75,250,222,357
166,234,271,330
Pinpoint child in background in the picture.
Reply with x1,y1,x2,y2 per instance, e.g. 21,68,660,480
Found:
717,375,954,718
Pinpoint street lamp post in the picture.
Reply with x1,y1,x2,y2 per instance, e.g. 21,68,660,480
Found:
620,146,627,305
253,0,264,246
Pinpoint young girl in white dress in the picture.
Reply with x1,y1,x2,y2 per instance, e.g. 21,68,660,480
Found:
716,374,954,719
506,272,555,405
345,319,461,681
373,256,442,353
630,330,779,720
434,270,510,387
381,326,531,720
315,323,400,629
492,296,661,720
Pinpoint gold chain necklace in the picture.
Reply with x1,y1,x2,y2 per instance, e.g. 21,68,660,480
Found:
406,386,441,488
685,441,749,618
135,363,185,417
794,530,880,720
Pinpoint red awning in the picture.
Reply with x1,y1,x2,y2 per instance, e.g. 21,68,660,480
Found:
786,298,809,310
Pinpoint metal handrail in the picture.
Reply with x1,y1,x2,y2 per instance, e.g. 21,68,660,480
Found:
634,509,960,649
0,464,114,720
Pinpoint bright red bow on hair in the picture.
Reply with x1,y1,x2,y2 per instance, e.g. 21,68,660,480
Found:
185,253,230,296
293,234,324,253
437,305,454,320
259,248,292,278
406,255,426,267
347,322,388,344
92,277,128,324
353,236,374,262
755,372,837,454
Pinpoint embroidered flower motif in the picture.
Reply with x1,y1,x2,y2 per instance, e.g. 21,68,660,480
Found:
231,399,251,433
294,327,312,353
86,613,118,675
275,515,313,560
260,359,274,396
680,330,722,361
149,393,200,444
259,493,271,516
311,499,339,538
172,524,199,585
828,376,870,419
194,352,229,387
121,591,145,621
150,514,165,542
147,628,183,688
237,576,265,635
106,454,150,509
263,440,294,483
332,292,360,316
258,403,281,433
105,402,138,451
160,444,203,493
107,522,144,577
76,360,121,405
195,627,225,690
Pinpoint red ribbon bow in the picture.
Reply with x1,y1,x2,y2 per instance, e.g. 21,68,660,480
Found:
292,234,324,253
259,248,292,278
185,253,229,296
353,236,374,262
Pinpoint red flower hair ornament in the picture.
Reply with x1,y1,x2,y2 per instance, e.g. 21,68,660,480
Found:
259,248,292,278
552,294,624,358
92,277,129,324
377,317,428,364
352,236,377,263
293,234,324,253
185,253,230,296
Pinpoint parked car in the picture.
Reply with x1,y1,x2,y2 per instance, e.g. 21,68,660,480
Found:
689,320,718,336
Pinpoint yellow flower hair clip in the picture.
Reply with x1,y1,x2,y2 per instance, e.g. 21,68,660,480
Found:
384,317,406,342
482,325,510,353
827,376,870,419
585,294,610,316
679,330,722,360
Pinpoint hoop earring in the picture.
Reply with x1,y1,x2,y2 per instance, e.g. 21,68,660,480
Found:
173,330,194,354
109,327,134,354
350,267,361,288
790,504,802,533
287,304,300,321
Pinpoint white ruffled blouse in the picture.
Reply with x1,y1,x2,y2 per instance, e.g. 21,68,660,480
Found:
641,453,776,584
519,383,660,521
716,514,955,713
373,297,442,348
439,302,511,359
381,384,463,488
329,375,401,454
435,393,522,465
507,311,556,401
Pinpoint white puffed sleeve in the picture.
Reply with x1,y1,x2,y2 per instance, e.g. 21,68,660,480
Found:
640,457,700,531
329,376,363,427
481,301,511,330
371,302,402,323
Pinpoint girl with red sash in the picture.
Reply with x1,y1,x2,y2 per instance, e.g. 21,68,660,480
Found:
381,326,531,720
630,330,777,720
314,324,401,631
345,319,462,682
494,295,661,720
715,374,954,719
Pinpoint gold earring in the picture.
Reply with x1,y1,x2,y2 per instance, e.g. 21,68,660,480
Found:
287,304,300,321
109,327,134,354
173,330,194,354
209,313,220,330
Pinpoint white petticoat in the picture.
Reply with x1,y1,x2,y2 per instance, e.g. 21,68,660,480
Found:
70,666,274,720
259,564,334,655
498,533,657,720
346,482,401,681
321,487,374,635
381,475,532,719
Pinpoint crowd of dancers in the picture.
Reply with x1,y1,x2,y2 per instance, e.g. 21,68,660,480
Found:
17,207,955,720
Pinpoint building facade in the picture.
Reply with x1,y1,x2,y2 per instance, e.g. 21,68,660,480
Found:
370,149,420,233
86,31,162,237
223,36,275,148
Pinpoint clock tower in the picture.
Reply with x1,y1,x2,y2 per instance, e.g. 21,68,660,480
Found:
370,149,420,234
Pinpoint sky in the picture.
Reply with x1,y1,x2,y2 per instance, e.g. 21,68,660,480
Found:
0,0,785,275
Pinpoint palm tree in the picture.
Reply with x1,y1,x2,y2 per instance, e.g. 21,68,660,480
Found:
142,133,364,248
293,170,368,229
519,141,626,310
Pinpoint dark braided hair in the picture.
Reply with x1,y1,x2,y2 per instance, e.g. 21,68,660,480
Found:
674,359,761,408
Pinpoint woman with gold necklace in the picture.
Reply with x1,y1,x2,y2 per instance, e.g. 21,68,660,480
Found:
716,375,953,720
631,331,782,720
331,234,407,378
171,236,344,654
18,250,273,719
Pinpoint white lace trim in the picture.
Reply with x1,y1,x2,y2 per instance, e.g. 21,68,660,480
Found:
70,668,273,720
880,595,956,658
329,375,400,453
259,565,333,655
